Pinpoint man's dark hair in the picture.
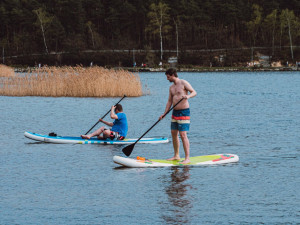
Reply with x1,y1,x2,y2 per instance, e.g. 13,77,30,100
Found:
115,104,123,112
165,68,178,77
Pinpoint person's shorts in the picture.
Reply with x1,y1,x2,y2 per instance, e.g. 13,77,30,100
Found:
104,128,125,140
171,108,190,132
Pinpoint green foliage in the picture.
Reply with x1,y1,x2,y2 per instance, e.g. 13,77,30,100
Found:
279,9,300,60
146,2,172,60
0,0,299,65
146,2,171,36
246,4,263,46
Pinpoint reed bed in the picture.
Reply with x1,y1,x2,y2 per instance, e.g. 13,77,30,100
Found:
0,64,15,77
0,66,143,97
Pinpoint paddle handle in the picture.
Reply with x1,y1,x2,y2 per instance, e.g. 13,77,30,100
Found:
134,98,184,143
85,95,126,135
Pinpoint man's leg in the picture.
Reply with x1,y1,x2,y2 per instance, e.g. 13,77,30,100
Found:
179,131,190,164
167,129,181,160
103,129,116,139
81,127,105,139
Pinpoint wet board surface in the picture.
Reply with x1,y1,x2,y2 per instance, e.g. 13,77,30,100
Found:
24,132,169,144
113,154,239,167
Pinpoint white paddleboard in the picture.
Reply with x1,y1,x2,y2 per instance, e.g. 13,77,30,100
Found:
24,131,169,144
113,154,239,167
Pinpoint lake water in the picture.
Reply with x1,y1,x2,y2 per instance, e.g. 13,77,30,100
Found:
1,71,299,224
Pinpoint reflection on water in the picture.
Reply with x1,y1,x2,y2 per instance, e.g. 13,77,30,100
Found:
161,167,193,224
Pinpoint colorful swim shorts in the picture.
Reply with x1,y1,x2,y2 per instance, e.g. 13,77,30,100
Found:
171,108,190,131
103,128,125,140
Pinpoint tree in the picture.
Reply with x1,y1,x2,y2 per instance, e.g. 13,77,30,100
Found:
47,16,66,52
246,4,263,62
86,21,95,49
173,17,179,58
33,8,53,54
177,0,204,47
146,2,171,61
280,9,300,61
262,9,278,56
0,0,300,66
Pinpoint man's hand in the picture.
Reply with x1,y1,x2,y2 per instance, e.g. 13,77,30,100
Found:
159,114,165,120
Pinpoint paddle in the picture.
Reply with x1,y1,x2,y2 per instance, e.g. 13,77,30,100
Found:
84,95,126,135
122,98,184,157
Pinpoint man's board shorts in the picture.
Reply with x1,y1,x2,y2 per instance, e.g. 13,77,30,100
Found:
103,128,125,140
171,108,190,132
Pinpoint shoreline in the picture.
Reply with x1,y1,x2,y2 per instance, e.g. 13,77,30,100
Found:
125,66,299,72
12,66,300,73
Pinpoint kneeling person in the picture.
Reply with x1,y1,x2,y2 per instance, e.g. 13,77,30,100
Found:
81,104,128,140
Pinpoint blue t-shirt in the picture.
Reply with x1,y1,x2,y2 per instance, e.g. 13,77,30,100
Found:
112,112,128,137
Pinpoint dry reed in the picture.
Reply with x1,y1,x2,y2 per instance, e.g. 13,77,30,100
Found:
0,64,15,77
0,66,143,97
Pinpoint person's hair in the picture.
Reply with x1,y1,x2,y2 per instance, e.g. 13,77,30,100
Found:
165,68,178,77
115,104,123,112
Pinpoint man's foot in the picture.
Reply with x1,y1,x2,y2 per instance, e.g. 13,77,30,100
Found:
81,135,90,139
180,159,190,164
167,156,181,161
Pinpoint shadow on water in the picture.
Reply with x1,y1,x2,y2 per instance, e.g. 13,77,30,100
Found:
160,166,193,225
25,141,52,145
113,166,126,170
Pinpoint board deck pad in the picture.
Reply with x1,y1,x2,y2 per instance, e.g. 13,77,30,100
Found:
151,155,230,165
24,131,169,145
113,154,239,167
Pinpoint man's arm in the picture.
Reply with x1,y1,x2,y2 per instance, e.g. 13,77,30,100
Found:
183,80,197,99
98,105,117,127
159,89,173,120
110,105,118,120
99,118,114,127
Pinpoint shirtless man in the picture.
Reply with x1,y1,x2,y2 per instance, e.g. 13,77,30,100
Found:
159,68,197,164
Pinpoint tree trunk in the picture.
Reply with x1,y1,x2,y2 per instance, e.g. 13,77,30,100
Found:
34,9,49,54
174,19,179,58
160,14,163,61
88,24,95,49
2,47,4,64
40,21,49,54
272,14,276,56
286,17,294,61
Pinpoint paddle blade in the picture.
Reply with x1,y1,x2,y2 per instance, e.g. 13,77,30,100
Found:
122,143,135,157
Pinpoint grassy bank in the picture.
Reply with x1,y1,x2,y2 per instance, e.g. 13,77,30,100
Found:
0,66,143,97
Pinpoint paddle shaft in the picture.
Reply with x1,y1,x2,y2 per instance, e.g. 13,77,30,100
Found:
134,98,184,144
122,98,184,156
85,95,126,135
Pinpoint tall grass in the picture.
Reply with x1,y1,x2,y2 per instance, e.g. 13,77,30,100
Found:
0,66,143,97
0,64,15,77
